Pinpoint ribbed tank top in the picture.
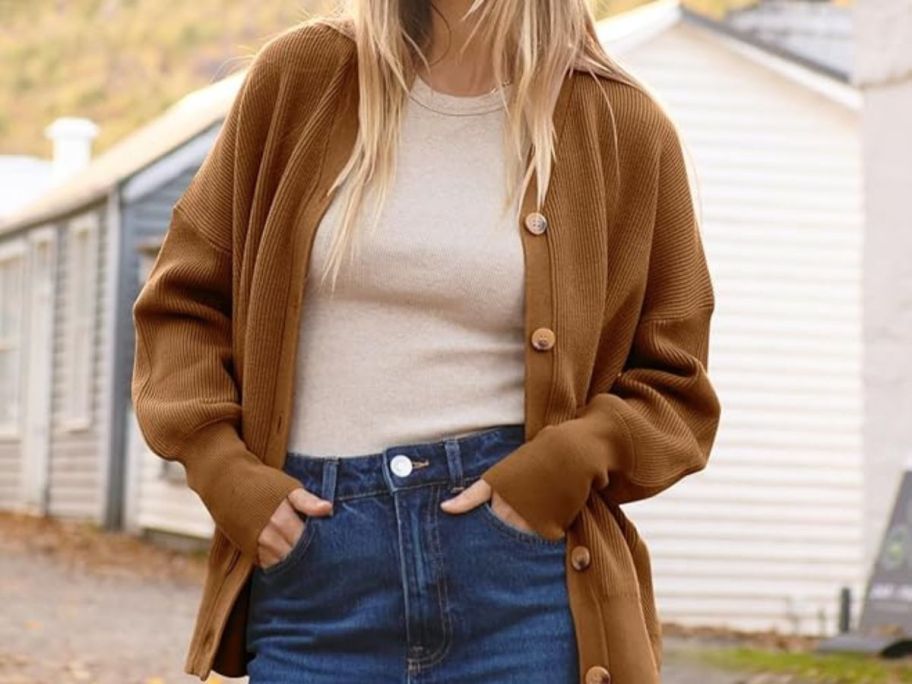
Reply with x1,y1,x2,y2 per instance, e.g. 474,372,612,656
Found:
285,74,524,457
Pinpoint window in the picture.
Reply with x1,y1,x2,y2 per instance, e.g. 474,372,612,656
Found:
63,214,98,430
0,241,25,437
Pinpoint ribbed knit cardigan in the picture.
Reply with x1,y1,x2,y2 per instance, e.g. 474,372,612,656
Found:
130,16,721,684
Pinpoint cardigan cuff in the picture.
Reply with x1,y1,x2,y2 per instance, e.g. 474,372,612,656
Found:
175,420,304,561
479,409,632,540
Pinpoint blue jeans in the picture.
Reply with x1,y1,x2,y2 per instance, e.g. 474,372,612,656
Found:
245,423,579,683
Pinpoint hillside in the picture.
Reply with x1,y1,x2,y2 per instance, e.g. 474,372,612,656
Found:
0,0,335,157
0,0,760,159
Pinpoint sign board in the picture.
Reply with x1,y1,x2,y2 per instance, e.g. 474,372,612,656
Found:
817,469,912,656
859,469,912,637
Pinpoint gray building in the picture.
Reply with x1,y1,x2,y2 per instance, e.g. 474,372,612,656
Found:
0,68,244,533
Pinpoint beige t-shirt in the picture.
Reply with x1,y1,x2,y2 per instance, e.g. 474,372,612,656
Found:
285,74,524,457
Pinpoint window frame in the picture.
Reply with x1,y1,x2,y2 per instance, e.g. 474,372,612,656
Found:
0,239,27,439
61,213,99,432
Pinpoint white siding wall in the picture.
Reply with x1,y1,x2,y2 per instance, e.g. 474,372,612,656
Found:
0,204,113,523
47,206,111,521
0,237,27,507
617,21,865,635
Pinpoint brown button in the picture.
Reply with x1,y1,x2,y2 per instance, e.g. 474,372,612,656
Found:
585,665,611,684
570,544,591,571
523,211,548,235
530,327,555,351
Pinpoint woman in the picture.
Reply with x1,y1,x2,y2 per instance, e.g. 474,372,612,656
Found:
131,1,721,682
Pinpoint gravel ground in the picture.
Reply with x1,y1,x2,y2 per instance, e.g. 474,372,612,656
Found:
0,511,791,684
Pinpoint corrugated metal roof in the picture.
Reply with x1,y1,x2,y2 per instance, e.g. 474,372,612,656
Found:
725,0,854,79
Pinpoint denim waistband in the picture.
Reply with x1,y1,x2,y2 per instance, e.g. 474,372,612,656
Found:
281,423,525,505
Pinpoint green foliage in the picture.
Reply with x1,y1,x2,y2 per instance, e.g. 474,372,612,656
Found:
0,0,335,156
694,646,912,683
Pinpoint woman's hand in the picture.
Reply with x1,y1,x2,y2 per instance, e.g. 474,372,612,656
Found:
440,478,536,535
257,488,333,569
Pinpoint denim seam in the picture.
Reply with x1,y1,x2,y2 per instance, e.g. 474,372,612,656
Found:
407,483,454,670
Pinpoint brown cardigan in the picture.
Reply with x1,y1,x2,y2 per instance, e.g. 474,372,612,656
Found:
131,16,721,684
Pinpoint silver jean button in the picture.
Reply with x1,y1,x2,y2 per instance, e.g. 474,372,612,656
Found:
390,454,413,477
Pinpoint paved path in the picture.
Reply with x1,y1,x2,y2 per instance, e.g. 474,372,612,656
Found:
0,513,757,684
0,539,229,684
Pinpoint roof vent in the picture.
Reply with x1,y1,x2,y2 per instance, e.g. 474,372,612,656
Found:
43,117,100,185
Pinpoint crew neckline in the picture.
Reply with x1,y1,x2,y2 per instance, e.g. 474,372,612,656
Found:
408,73,511,116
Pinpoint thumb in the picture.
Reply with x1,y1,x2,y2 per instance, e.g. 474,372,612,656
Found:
440,478,491,514
287,487,334,516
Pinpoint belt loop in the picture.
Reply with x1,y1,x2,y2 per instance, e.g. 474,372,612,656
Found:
321,458,339,506
444,438,464,493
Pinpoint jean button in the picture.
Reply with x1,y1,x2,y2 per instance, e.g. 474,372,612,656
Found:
390,454,413,477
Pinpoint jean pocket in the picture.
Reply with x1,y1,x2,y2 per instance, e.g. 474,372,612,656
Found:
259,513,317,578
477,500,565,547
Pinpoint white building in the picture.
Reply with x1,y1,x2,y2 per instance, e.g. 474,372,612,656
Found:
604,0,865,636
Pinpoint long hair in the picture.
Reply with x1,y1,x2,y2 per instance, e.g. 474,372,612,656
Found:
305,1,653,292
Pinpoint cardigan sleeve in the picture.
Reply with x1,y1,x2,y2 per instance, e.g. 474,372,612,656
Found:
130,45,303,562
480,118,722,540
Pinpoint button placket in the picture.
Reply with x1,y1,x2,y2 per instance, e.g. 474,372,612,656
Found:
515,181,555,437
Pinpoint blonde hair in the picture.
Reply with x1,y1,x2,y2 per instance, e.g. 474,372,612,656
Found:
304,1,675,292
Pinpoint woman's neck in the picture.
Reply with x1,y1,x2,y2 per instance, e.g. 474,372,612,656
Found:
418,0,501,97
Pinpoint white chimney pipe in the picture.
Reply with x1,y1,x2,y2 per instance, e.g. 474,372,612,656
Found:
43,117,100,184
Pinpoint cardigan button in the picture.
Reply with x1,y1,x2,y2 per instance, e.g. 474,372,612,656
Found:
585,665,611,683
530,327,555,351
570,544,591,571
523,211,548,235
